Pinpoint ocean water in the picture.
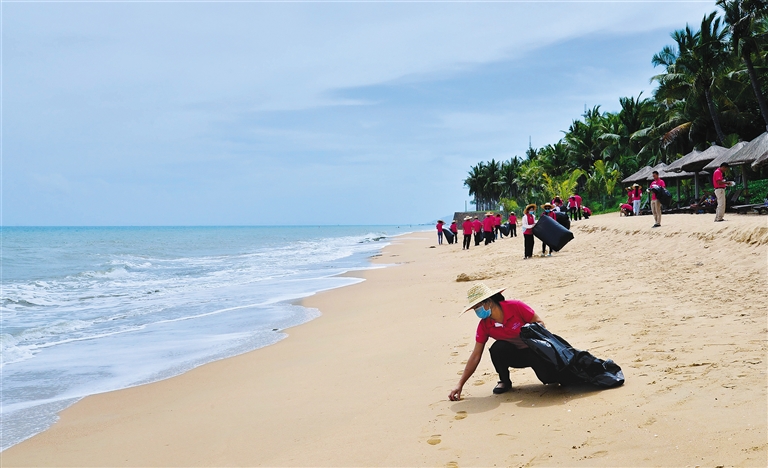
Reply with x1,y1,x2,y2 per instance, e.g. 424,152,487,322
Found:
0,225,417,450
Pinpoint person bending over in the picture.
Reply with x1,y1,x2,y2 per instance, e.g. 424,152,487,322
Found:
448,283,555,400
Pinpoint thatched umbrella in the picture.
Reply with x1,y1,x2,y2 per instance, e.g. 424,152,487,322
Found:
727,132,768,166
665,150,701,173
703,141,747,171
680,145,729,173
752,150,768,169
622,166,652,184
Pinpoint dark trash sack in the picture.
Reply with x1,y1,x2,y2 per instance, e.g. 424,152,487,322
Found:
555,211,571,230
519,323,624,388
442,228,455,244
650,185,673,207
531,215,574,252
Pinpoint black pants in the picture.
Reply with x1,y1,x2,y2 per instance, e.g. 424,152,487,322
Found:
484,231,494,245
474,232,482,246
510,224,517,237
462,234,471,249
524,233,534,258
489,340,560,385
542,243,552,255
569,207,578,221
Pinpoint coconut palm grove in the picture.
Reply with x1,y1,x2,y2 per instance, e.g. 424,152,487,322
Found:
465,0,768,215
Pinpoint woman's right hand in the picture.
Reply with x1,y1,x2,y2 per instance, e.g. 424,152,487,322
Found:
448,385,463,401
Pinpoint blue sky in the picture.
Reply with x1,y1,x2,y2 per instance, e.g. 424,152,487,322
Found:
4,1,718,226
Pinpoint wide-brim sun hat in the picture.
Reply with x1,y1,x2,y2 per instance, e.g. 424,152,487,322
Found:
437,220,444,223
543,203,553,209
460,283,506,315
633,183,640,187
524,203,537,212
464,216,472,220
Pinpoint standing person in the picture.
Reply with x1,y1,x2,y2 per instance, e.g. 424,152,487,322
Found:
631,184,643,216
436,220,444,245
495,214,503,239
450,220,459,244
483,213,495,245
540,203,557,257
567,196,578,221
713,162,735,222
522,204,537,259
508,212,517,237
461,216,473,250
448,283,554,400
472,216,483,246
552,196,563,212
573,192,583,220
648,171,666,228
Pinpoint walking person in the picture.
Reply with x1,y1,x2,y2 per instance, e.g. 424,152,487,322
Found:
448,283,554,400
472,216,483,246
573,192,583,220
483,213,495,245
450,220,459,244
713,162,735,222
436,220,444,245
461,216,473,250
508,212,517,237
648,171,666,228
567,196,578,221
540,203,557,257
631,184,642,216
522,204,536,259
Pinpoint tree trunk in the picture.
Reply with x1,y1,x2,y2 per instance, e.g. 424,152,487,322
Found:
705,88,727,145
744,53,768,132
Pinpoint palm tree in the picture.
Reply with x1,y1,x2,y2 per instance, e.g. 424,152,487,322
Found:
718,0,768,131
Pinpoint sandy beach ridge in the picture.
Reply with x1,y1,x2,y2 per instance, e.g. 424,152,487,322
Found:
2,213,766,467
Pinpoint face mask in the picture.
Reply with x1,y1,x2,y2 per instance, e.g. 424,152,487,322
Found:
544,209,551,213
475,304,492,319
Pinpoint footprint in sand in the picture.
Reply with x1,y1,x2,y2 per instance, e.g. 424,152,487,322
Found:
450,352,459,356
427,435,442,445
454,411,467,420
472,380,484,386
445,462,459,468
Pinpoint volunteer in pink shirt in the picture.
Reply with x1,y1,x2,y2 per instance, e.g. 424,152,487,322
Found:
648,171,666,228
631,184,643,215
540,203,557,257
712,162,734,222
508,212,517,237
573,192,583,220
436,220,444,245
483,213,495,245
448,283,552,400
461,216,473,250
521,204,536,259
472,216,483,246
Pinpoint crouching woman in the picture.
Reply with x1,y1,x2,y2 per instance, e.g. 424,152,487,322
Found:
448,283,558,401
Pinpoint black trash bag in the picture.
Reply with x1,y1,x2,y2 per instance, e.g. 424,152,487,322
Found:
649,186,672,207
555,211,571,230
442,228,455,244
519,323,624,388
532,215,574,252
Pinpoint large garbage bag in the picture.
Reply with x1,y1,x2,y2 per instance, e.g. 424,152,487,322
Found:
519,323,624,388
442,228,455,244
555,211,571,230
499,224,510,236
650,186,672,207
532,214,574,252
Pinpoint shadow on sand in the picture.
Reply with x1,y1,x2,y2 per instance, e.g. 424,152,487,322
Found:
450,382,608,415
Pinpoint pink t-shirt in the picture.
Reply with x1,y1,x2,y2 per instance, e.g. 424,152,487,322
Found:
476,300,536,344
483,216,494,231
649,178,666,200
509,214,517,224
436,222,444,232
472,219,482,233
574,195,582,208
621,203,633,211
450,222,458,233
713,168,727,189
462,220,473,235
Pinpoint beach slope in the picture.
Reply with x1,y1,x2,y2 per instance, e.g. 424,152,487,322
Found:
3,214,767,466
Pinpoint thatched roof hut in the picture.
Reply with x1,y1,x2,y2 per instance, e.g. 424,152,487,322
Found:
665,150,701,173
622,166,652,184
643,163,668,180
728,132,768,166
703,141,748,170
680,145,729,172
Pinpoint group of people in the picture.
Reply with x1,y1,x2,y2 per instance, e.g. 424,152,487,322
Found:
620,162,736,227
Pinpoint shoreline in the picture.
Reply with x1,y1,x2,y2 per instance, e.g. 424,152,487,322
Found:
3,215,766,466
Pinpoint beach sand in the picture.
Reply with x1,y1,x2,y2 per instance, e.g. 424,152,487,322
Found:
3,213,767,467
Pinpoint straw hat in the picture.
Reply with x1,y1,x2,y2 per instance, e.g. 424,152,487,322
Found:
524,203,537,212
437,219,444,223
543,202,553,209
633,183,640,188
464,216,472,220
460,283,506,314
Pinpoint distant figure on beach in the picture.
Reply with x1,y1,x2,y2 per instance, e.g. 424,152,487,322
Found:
620,203,634,216
483,213,495,245
631,184,642,216
448,283,553,400
472,216,482,246
552,196,563,212
450,220,458,243
582,206,591,219
495,214,502,239
508,212,517,237
648,171,665,228
540,203,556,257
713,162,735,222
573,192,583,220
461,216,473,250
436,220,444,245
522,204,537,259
567,196,578,221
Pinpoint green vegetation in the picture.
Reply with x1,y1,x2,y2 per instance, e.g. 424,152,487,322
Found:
464,1,768,214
